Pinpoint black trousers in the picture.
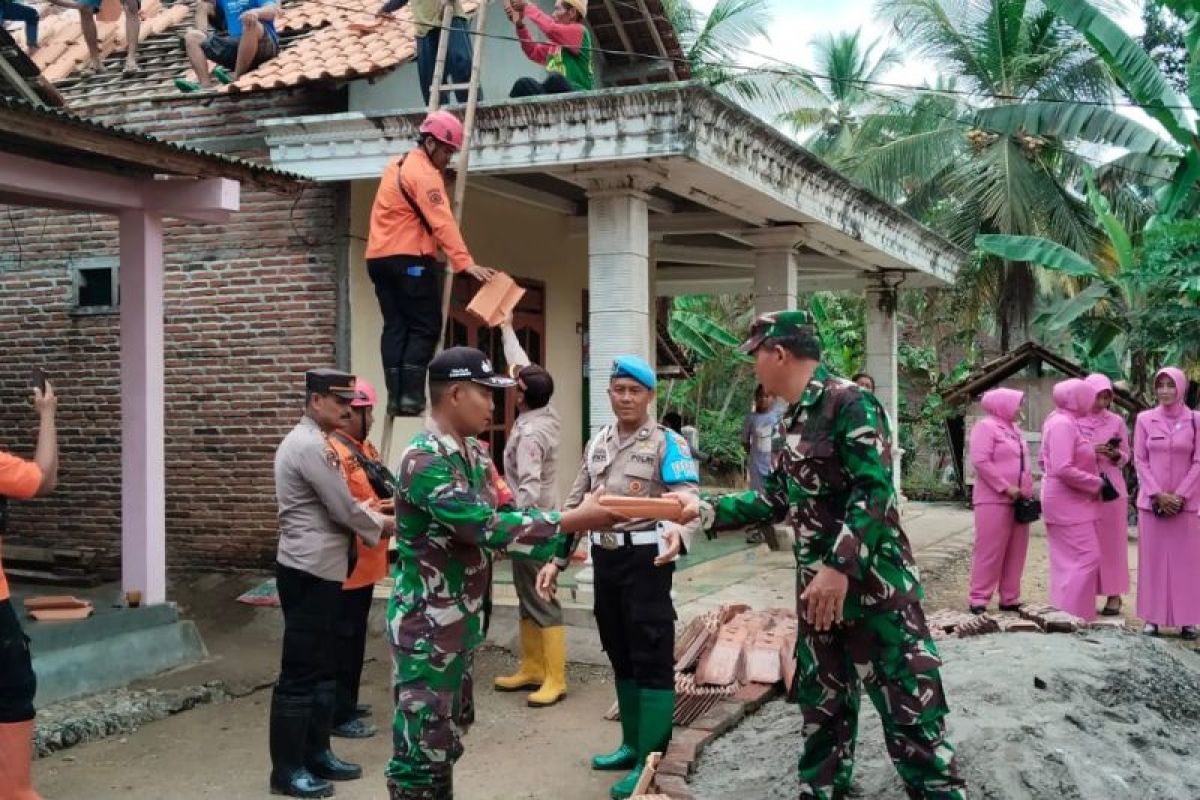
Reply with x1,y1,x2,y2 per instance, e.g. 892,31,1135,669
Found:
367,256,443,373
592,542,675,690
274,562,342,699
510,74,573,98
0,599,36,722
333,585,374,725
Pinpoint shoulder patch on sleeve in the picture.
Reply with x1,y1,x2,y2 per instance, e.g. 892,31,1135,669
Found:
428,188,445,206
661,429,699,484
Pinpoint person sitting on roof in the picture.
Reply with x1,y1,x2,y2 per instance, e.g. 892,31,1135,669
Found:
75,0,140,75
504,0,593,97
175,0,278,92
1,0,84,55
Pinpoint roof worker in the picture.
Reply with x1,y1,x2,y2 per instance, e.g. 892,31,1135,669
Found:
537,355,703,800
376,0,474,106
365,110,495,418
76,0,140,75
384,346,625,799
175,0,279,92
2,0,85,55
328,377,396,741
491,315,568,707
504,0,594,97
269,369,394,798
0,377,58,800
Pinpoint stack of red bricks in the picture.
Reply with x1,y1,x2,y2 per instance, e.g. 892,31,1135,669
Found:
926,604,1127,640
629,604,795,800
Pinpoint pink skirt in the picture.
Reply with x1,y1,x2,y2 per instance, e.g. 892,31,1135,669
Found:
1095,499,1131,596
1045,521,1100,621
1137,510,1200,626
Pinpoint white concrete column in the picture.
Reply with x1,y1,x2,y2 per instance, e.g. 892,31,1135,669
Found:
745,227,805,315
585,179,652,436
865,283,902,495
119,210,167,606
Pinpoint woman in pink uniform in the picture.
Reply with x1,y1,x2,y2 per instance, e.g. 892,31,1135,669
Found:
1080,374,1130,616
1133,367,1200,639
967,387,1032,614
1040,378,1103,621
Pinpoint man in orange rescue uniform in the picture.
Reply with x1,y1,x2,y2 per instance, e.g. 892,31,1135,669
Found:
0,379,59,800
366,110,494,418
328,377,396,740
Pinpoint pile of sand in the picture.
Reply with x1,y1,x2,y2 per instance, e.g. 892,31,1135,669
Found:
691,631,1200,799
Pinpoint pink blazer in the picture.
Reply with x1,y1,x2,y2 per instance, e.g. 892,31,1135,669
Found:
1133,407,1200,512
1041,415,1102,525
1079,410,1130,497
970,416,1032,505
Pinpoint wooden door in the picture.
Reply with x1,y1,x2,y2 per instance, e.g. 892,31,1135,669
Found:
445,275,546,471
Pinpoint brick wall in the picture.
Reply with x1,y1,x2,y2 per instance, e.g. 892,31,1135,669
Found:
0,88,350,573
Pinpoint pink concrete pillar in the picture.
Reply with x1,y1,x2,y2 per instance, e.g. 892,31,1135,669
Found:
119,210,166,605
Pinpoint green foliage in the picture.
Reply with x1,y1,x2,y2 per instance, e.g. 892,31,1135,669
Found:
808,293,865,376
696,408,748,475
1129,221,1200,372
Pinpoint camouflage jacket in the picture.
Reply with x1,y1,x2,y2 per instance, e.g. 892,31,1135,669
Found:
703,364,921,618
388,420,565,655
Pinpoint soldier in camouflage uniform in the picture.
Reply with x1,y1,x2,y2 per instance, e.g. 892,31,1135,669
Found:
385,346,625,800
701,312,966,800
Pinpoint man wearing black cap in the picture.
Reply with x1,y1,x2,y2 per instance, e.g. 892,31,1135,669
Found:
384,347,623,800
492,318,567,707
270,368,396,798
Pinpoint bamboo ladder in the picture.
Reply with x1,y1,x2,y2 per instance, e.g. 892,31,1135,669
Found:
379,0,491,464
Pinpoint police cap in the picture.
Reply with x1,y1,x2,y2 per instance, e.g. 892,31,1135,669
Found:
305,368,360,400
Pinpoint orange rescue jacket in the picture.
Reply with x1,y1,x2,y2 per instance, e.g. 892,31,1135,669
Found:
365,146,474,271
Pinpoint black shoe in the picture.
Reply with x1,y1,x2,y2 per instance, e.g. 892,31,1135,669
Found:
331,718,377,739
306,681,363,782
1143,623,1159,637
307,749,363,782
969,606,986,615
398,365,426,416
999,604,1022,613
353,703,372,719
1182,626,1198,641
387,771,452,800
269,693,333,798
385,368,404,417
270,767,334,798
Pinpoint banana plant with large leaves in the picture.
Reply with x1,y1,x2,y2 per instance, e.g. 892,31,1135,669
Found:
978,0,1200,221
977,169,1143,378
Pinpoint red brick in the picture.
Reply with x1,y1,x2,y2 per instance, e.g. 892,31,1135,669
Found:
653,775,695,800
689,700,745,736
733,681,780,713
656,758,689,778
668,728,715,763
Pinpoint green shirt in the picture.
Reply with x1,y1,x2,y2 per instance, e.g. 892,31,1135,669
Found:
546,26,594,91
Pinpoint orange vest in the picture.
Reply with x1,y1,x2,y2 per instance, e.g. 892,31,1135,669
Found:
0,452,43,602
365,147,474,271
331,435,391,590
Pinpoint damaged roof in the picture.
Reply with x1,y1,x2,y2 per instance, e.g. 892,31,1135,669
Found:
9,0,686,110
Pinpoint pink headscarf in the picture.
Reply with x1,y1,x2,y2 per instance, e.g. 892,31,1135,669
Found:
1085,373,1114,397
1064,378,1099,419
1051,380,1073,410
980,387,1024,426
1155,367,1188,417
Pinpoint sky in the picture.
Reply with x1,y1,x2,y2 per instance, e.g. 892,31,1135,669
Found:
687,0,1145,85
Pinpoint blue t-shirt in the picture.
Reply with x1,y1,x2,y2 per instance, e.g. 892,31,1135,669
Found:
220,0,277,41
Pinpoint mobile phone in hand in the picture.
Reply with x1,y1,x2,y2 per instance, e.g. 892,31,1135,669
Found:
1107,437,1121,449
30,367,47,393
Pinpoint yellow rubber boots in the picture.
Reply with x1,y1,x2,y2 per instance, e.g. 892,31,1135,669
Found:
526,626,568,707
494,618,545,691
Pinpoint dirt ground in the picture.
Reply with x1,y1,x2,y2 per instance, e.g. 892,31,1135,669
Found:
32,527,1197,800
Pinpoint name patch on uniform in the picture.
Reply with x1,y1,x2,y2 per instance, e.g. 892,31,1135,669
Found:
661,432,699,484
630,452,656,466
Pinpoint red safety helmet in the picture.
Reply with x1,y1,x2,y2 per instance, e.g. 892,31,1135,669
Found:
351,377,377,408
419,110,464,151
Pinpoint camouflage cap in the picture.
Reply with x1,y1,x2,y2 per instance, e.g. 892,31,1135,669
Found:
737,310,820,356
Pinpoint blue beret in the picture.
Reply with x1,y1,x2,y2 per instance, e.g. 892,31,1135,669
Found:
611,355,656,390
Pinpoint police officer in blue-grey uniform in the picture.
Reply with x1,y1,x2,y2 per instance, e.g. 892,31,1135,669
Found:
537,355,702,800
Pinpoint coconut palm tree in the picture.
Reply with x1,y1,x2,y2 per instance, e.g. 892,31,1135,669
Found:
778,29,902,163
846,0,1119,348
660,0,785,106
